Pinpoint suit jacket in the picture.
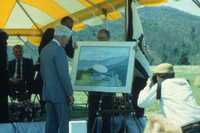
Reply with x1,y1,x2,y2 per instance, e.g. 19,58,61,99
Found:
0,45,9,96
40,40,73,103
8,57,34,89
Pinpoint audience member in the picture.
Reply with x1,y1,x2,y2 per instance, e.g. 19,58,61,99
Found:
8,45,34,101
0,29,9,122
33,28,55,116
38,28,55,55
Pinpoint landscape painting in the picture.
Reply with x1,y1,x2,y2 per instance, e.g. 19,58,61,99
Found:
72,42,136,93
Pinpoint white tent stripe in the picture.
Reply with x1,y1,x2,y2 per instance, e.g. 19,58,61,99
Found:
57,0,86,13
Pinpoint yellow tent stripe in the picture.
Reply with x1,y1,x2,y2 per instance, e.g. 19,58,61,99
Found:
44,0,124,30
27,36,41,46
73,23,86,32
3,0,124,36
79,0,121,21
138,0,167,5
107,11,121,21
3,29,41,36
79,0,92,7
79,0,105,7
20,0,69,19
0,0,16,27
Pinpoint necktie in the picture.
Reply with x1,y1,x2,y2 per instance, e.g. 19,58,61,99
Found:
16,59,21,79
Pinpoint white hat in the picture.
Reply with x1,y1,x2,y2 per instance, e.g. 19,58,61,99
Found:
153,63,174,74
54,25,72,38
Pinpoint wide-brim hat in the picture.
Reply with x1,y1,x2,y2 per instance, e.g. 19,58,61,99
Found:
153,63,174,74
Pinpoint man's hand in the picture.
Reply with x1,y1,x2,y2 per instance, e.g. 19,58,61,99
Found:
68,95,74,105
151,74,157,84
147,74,157,88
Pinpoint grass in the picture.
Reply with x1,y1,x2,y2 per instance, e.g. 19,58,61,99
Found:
71,66,200,118
76,72,103,86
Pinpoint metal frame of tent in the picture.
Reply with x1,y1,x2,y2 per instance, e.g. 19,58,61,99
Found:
193,0,200,8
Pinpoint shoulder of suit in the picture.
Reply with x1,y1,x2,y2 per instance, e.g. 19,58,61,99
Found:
45,41,60,49
41,41,64,56
51,41,65,51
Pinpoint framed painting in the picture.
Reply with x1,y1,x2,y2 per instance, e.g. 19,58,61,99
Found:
71,41,136,93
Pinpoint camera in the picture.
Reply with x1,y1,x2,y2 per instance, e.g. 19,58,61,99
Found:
151,74,158,84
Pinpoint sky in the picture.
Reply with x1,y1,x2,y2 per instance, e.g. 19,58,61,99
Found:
166,0,200,16
79,46,129,61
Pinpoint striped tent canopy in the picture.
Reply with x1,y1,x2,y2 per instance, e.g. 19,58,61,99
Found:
0,0,167,45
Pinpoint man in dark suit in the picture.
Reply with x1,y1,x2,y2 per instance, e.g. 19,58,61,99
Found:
8,45,34,101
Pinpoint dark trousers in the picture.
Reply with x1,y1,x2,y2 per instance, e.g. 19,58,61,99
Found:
88,92,113,133
182,121,200,133
33,73,45,114
0,96,9,123
10,80,31,101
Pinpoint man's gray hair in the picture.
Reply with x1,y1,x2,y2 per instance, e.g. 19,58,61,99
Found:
54,25,72,38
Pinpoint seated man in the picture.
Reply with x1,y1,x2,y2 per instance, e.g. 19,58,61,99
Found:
138,63,200,133
8,45,34,101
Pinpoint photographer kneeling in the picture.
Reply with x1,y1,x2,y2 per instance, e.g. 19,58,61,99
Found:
138,63,200,133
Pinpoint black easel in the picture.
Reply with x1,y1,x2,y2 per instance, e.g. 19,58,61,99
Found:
91,94,144,133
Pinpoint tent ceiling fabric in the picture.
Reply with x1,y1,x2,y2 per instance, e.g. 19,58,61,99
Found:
1,0,125,36
0,0,167,45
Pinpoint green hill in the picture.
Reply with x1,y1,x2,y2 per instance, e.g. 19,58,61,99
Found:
139,6,200,65
75,6,200,65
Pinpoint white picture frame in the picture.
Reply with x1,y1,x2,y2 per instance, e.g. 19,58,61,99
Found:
71,41,136,93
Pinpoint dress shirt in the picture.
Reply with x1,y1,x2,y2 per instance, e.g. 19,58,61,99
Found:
14,58,23,79
52,39,61,47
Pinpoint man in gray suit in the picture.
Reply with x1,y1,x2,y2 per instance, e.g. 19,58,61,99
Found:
40,25,74,133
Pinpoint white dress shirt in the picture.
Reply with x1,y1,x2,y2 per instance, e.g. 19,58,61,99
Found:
13,58,23,79
52,39,61,47
138,78,200,127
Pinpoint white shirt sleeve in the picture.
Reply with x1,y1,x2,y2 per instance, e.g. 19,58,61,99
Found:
137,79,158,108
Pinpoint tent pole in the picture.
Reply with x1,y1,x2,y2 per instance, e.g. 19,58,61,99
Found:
125,0,133,41
16,0,43,35
102,8,108,29
17,36,35,52
193,0,200,8
125,0,128,40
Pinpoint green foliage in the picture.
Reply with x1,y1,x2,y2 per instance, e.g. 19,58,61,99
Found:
74,6,200,65
139,7,200,65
